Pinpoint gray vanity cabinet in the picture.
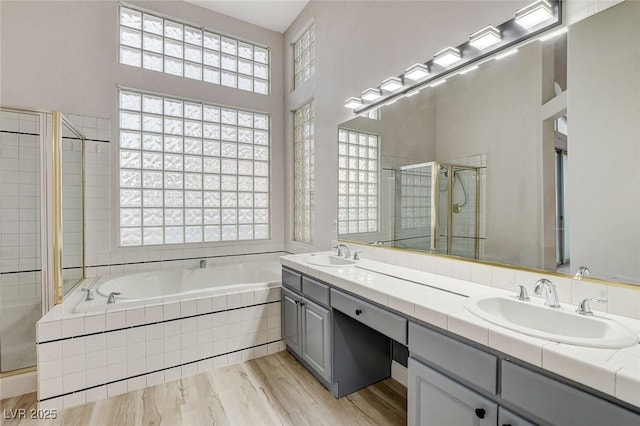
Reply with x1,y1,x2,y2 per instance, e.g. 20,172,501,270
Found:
497,407,536,426
282,274,332,384
408,358,498,426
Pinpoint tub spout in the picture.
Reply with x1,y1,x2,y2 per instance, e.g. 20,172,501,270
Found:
200,259,207,268
107,292,121,304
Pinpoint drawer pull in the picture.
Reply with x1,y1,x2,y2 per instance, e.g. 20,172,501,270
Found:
355,309,363,316
475,408,486,419
300,301,306,306
295,300,299,305
501,424,512,426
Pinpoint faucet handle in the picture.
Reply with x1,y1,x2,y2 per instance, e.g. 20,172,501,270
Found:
576,298,606,316
80,288,94,301
353,250,363,261
533,278,553,295
514,284,530,301
107,292,121,304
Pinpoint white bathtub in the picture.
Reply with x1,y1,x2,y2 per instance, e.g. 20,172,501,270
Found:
74,261,282,313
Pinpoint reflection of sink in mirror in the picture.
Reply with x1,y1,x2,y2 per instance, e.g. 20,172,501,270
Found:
465,296,639,349
303,254,358,267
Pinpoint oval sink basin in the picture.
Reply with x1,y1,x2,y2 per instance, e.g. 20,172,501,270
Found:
465,296,639,349
303,254,357,267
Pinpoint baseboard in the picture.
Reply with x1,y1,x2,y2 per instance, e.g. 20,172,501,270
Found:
0,371,36,399
391,360,408,387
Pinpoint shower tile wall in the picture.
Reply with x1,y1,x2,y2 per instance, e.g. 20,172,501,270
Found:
0,110,42,372
66,113,284,279
396,168,432,251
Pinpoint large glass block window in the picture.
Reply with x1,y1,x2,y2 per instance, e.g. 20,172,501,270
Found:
118,89,270,246
338,130,378,234
294,24,315,88
119,6,270,95
293,101,314,243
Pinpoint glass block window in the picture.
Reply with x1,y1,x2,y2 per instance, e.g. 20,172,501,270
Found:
362,109,380,120
338,129,379,234
294,24,315,88
293,101,314,243
399,170,431,230
119,6,270,95
118,89,270,246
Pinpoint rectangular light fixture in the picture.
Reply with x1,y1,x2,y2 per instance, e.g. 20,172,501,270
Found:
495,48,518,60
344,97,363,109
469,25,502,50
539,27,567,42
515,0,554,29
433,47,461,67
361,88,382,102
404,63,429,81
405,89,421,97
380,77,403,92
459,65,479,75
430,79,447,88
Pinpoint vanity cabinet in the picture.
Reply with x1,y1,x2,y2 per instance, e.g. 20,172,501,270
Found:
408,357,498,426
282,273,332,384
497,407,536,426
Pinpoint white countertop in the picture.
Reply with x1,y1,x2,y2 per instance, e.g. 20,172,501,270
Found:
281,252,640,408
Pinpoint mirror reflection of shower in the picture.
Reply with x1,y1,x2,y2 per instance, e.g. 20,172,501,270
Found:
388,157,486,259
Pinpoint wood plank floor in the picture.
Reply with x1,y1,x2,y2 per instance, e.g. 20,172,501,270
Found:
0,351,407,426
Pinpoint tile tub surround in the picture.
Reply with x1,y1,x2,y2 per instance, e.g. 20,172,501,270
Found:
281,252,640,409
36,284,283,410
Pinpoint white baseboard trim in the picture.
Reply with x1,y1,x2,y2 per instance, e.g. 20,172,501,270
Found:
391,360,408,387
0,371,36,399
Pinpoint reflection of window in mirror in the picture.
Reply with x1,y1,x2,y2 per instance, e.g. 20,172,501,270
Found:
293,101,314,243
293,23,315,88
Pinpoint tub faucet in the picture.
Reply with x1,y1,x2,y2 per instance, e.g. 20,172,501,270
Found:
334,244,351,259
200,259,207,269
80,288,94,301
533,279,561,308
107,292,121,304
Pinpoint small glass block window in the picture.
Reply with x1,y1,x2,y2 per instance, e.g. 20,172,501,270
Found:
338,129,379,235
119,5,269,95
119,88,270,246
399,169,431,230
294,23,315,88
293,101,314,243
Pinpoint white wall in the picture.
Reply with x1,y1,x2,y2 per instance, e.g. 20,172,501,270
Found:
1,1,286,271
283,0,532,253
568,0,640,283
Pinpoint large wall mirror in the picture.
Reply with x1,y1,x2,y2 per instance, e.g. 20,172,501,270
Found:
338,0,640,287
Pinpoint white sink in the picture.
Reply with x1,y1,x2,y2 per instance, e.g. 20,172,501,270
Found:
465,296,639,349
303,254,358,267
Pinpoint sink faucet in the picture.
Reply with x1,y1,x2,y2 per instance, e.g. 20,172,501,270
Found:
200,259,207,268
107,292,121,304
80,288,94,301
575,266,590,279
514,284,530,301
533,279,561,308
334,244,351,259
576,298,606,315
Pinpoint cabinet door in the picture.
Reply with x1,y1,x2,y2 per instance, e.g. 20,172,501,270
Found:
408,358,497,426
282,287,302,356
498,407,537,426
301,297,332,383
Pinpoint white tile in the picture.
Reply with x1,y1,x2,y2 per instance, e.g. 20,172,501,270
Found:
163,301,181,320
197,297,213,314
146,323,163,341
62,371,85,393
266,288,281,303
105,310,126,330
213,354,228,369
37,321,61,342
615,368,640,407
146,353,164,372
471,262,492,286
107,362,127,381
63,391,86,410
85,350,107,369
164,366,181,382
491,267,516,291
145,305,164,323
126,307,146,327
146,371,165,386
39,377,62,399
85,366,107,387
414,305,448,329
38,341,62,362
181,363,198,378
180,299,197,316
165,350,181,368
542,344,618,395
197,358,213,373
447,309,490,345
106,329,126,347
127,375,146,392
128,342,146,360
86,386,107,403
434,257,453,277
452,260,473,281
37,396,63,411
127,327,145,344
487,326,550,367
607,286,640,319
107,346,127,365
241,291,255,307
128,357,146,376
107,380,128,398
62,338,85,357
227,293,243,309
84,314,105,334
61,317,85,338
39,359,62,380
84,333,106,352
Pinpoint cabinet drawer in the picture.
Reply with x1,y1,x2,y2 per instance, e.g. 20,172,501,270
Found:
408,322,497,394
501,361,640,426
282,268,302,292
331,289,407,344
302,276,330,307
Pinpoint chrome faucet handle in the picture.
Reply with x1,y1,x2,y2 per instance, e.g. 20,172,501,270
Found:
353,250,363,261
576,298,606,316
107,292,121,304
533,278,561,308
533,278,552,295
515,284,530,301
575,266,591,279
80,288,94,301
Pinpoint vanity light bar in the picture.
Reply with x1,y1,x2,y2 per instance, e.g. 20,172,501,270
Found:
429,79,447,88
404,63,430,81
344,97,364,109
362,88,382,101
494,48,519,60
539,27,567,41
515,0,554,29
459,65,479,75
433,47,461,67
380,77,404,92
469,25,502,50
405,89,421,97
